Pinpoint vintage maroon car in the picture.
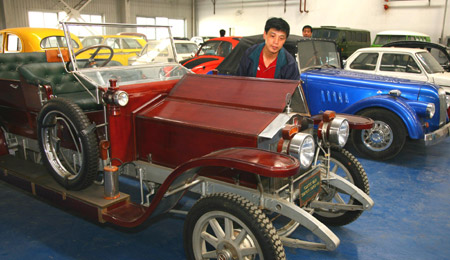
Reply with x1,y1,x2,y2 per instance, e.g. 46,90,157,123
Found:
181,36,241,74
0,22,374,259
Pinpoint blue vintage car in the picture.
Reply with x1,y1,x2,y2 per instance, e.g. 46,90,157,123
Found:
215,37,450,160
298,39,450,160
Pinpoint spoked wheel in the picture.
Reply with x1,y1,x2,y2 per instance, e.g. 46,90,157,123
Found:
184,193,286,260
37,98,99,190
314,147,370,226
351,108,406,160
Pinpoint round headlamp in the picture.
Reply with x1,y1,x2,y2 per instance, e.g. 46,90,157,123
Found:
288,133,315,169
426,103,435,119
328,117,349,148
114,90,129,107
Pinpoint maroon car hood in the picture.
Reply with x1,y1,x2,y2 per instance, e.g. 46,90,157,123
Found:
135,74,300,167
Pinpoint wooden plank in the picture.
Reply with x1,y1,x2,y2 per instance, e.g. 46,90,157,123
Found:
0,154,129,209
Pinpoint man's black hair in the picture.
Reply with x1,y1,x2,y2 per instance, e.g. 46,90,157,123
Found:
302,25,312,32
264,17,290,38
220,29,226,37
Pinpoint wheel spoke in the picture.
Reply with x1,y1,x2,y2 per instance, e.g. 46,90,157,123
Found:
241,246,259,257
201,231,219,248
208,218,225,240
201,250,217,259
331,163,339,173
224,218,233,240
333,192,346,204
233,228,248,245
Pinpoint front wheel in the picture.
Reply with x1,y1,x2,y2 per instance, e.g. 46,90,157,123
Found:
184,193,286,260
314,147,370,226
351,108,406,160
37,98,99,190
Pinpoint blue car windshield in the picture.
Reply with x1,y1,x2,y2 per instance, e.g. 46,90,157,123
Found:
416,51,445,74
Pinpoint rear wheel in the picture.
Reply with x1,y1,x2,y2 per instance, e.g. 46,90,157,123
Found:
37,98,99,190
184,193,286,260
351,108,406,160
314,147,370,226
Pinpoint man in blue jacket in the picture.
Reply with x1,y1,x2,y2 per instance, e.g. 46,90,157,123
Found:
236,17,300,80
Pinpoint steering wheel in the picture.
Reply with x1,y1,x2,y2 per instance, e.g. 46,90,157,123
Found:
67,44,114,70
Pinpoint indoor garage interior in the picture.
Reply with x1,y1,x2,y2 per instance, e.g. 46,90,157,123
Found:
0,0,450,259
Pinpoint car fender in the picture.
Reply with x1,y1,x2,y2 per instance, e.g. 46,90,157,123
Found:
342,95,424,139
102,147,300,227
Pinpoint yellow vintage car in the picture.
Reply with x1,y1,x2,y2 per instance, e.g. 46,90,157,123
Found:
80,35,146,65
0,27,82,53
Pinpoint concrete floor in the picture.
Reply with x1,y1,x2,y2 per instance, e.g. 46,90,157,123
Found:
0,138,449,259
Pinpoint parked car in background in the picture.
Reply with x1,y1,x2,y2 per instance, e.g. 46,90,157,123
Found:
130,39,198,65
117,32,148,41
182,36,241,74
0,27,81,53
190,35,215,46
216,37,450,160
383,41,450,72
312,26,371,59
81,35,146,65
372,30,430,47
344,47,450,94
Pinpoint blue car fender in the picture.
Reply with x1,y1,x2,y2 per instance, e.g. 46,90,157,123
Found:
341,95,424,139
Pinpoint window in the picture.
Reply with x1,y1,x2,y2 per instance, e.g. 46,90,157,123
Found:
28,11,58,28
380,53,420,73
349,53,379,70
40,36,80,49
105,38,121,49
137,17,156,40
28,11,103,36
137,16,186,40
416,52,444,74
122,38,142,49
6,34,21,52
0,34,3,52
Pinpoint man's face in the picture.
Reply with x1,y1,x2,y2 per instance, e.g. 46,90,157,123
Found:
302,28,312,38
263,28,287,54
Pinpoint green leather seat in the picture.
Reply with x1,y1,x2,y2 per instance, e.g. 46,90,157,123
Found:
18,62,102,111
0,52,47,80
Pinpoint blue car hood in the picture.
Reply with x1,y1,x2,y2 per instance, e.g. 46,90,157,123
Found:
301,68,440,98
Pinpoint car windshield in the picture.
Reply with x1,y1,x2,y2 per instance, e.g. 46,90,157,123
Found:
416,51,445,74
175,42,198,54
297,39,341,70
373,35,390,45
61,22,189,89
197,40,232,57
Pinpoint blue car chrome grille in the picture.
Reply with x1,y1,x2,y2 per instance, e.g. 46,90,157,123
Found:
438,88,446,126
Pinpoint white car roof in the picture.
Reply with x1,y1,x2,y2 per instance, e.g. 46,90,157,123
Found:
355,47,429,54
375,30,430,37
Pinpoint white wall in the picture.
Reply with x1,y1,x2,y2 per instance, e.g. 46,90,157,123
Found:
195,0,450,44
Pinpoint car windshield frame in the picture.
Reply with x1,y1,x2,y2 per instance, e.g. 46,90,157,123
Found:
297,39,341,71
415,51,445,74
60,21,190,99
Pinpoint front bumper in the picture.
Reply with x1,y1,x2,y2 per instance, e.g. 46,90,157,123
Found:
424,122,450,146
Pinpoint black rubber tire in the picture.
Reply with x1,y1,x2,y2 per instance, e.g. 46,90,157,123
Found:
351,108,406,160
37,98,99,190
314,147,370,226
184,193,286,260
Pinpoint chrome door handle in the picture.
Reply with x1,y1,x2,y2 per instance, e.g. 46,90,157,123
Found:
9,84,19,89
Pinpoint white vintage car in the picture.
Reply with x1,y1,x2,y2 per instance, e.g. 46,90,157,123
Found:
344,47,450,94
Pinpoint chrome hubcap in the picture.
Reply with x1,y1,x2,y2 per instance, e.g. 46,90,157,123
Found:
361,120,393,152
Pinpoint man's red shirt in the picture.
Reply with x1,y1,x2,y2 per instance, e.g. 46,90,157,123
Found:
256,50,277,78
